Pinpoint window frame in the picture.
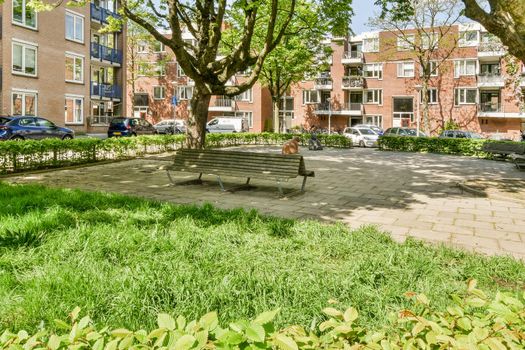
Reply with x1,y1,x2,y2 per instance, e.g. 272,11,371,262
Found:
302,90,319,104
236,111,253,128
454,59,477,78
11,89,38,116
363,63,383,79
64,95,84,125
177,86,193,100
362,37,379,53
235,88,253,103
65,10,84,44
421,32,438,50
454,88,478,105
12,40,38,77
65,52,84,84
419,88,438,104
364,89,383,105
153,86,166,100
397,61,415,78
12,0,37,30
397,34,415,51
459,30,479,47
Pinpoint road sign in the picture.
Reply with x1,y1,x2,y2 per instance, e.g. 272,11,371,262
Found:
171,96,178,106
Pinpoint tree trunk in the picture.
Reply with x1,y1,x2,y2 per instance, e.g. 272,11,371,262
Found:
273,99,280,133
186,90,212,149
421,82,431,135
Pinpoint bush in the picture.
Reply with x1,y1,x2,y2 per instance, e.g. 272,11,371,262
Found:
378,136,523,158
0,133,350,174
1,281,523,349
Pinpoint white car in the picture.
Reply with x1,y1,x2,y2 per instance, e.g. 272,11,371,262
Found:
343,127,379,147
154,119,186,134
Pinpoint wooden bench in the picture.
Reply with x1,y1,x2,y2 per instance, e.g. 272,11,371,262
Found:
162,149,315,195
482,142,525,170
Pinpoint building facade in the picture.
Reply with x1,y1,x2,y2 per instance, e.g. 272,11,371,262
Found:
0,0,126,133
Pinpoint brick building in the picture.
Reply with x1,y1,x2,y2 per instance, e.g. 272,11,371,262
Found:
0,0,126,133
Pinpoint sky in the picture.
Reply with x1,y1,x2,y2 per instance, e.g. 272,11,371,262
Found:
351,0,382,34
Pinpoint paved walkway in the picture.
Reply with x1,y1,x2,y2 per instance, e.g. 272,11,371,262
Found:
5,147,525,260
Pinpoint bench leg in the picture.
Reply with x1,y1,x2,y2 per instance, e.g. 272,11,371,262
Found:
277,180,284,196
167,171,203,186
167,170,176,186
246,177,251,185
217,176,226,191
301,176,308,192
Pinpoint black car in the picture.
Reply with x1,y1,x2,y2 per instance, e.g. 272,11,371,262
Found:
383,127,427,137
439,130,484,139
107,118,157,137
0,116,74,141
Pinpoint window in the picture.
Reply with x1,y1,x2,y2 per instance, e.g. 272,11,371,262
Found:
454,60,477,78
421,32,438,50
12,0,36,29
153,86,165,100
12,91,37,116
397,35,415,51
420,88,438,104
137,62,152,76
364,89,382,105
137,41,148,53
363,63,383,79
156,63,166,76
362,37,379,52
177,86,193,100
65,96,83,124
237,111,253,128
420,61,438,77
12,41,37,76
65,11,84,43
364,115,382,127
65,54,84,83
397,62,415,78
459,30,478,47
235,88,252,102
454,88,477,105
152,42,165,52
302,90,319,104
177,64,186,77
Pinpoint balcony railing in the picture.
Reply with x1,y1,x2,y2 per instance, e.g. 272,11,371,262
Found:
314,78,333,89
477,72,504,85
91,82,122,99
478,41,505,53
479,102,501,113
343,51,362,59
314,102,362,113
90,2,122,24
213,98,235,107
91,43,123,65
342,76,364,88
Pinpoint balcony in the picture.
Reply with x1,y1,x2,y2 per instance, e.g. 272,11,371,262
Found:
314,102,362,116
478,41,506,58
341,51,363,65
91,43,123,66
342,76,364,89
90,82,122,100
314,78,332,90
90,2,122,25
208,97,235,112
477,73,505,87
478,102,525,118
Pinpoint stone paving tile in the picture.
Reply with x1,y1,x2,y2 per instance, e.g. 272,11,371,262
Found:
5,146,525,260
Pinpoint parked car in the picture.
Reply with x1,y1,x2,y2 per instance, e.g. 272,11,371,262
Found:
383,127,427,137
154,119,187,134
439,130,484,139
343,127,380,147
0,116,74,141
108,117,157,137
353,124,383,135
206,117,248,133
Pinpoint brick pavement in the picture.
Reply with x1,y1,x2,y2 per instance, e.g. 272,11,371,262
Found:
5,147,525,260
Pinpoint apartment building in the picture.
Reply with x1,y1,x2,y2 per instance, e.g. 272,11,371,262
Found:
127,33,273,132
0,0,126,133
287,23,525,139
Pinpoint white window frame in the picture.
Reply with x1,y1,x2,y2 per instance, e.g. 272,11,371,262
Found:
421,32,438,50
153,42,165,53
459,30,479,47
64,95,84,125
362,37,379,53
420,61,438,77
419,88,438,104
364,115,383,127
12,40,38,77
11,89,38,116
454,88,478,105
12,0,37,30
397,34,415,51
397,61,415,78
137,41,148,53
65,53,84,84
302,90,319,104
177,86,193,100
153,86,166,100
364,89,383,105
156,63,166,77
235,88,253,103
65,10,84,44
454,59,477,78
363,63,383,79
236,111,253,128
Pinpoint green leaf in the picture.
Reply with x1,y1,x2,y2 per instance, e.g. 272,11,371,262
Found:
457,317,472,331
484,338,507,350
174,335,196,350
199,312,218,330
93,337,104,350
47,335,61,350
322,308,342,318
78,316,91,330
274,334,298,350
343,307,358,322
246,324,266,343
466,297,487,308
104,339,119,350
110,329,132,338
157,314,176,330
253,309,280,325
70,307,81,322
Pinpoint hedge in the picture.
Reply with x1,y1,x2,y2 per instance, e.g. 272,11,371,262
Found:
378,135,524,158
1,280,523,349
0,133,351,174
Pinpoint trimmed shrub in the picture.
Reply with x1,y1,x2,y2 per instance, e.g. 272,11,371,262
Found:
1,281,523,349
0,133,351,174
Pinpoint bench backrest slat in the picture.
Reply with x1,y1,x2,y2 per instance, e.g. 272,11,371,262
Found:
482,142,525,154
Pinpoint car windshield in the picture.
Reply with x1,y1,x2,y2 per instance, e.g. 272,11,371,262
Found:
0,117,11,125
358,128,376,135
110,118,127,126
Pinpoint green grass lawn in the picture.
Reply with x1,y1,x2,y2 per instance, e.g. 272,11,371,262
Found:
0,182,524,332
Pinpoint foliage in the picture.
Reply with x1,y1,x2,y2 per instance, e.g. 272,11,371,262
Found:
1,280,525,349
0,134,350,174
1,183,524,332
443,120,461,131
378,135,525,158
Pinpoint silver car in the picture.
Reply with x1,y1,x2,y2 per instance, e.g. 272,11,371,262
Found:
154,119,186,134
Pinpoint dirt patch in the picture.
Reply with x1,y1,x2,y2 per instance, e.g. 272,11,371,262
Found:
462,179,525,203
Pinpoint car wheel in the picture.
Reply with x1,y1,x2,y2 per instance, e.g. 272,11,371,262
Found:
62,134,73,140
10,135,24,141
359,140,366,148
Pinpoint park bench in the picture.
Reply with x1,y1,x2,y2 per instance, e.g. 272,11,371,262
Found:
162,149,315,195
482,142,525,170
